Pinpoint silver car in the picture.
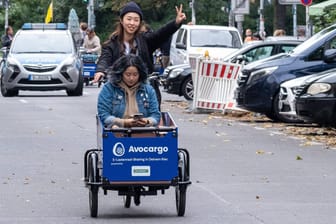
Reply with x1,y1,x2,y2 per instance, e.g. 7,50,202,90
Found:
0,23,83,97
279,68,336,122
278,75,310,122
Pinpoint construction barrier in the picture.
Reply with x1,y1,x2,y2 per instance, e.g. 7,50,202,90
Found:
190,57,241,112
188,54,201,95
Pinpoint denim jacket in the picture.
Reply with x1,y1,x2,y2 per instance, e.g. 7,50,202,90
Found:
97,82,161,128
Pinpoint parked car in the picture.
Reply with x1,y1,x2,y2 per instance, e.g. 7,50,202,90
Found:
265,35,306,42
163,39,302,100
295,66,336,126
162,63,192,100
169,24,243,66
235,24,336,123
1,23,83,97
278,75,312,122
224,39,302,65
278,68,336,122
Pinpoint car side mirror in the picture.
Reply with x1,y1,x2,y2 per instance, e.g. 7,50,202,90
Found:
176,42,186,50
323,49,336,63
1,46,9,58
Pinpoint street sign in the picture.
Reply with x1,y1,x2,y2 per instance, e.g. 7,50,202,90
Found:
301,0,312,6
278,0,301,4
232,0,250,14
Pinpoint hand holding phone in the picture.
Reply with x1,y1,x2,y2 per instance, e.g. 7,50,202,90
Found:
133,113,144,121
132,113,150,126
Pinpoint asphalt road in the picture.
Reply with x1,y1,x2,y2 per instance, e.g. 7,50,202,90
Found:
0,86,335,224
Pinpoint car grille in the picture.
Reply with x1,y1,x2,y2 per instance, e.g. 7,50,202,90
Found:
18,78,63,84
294,83,308,97
237,69,250,86
24,65,57,73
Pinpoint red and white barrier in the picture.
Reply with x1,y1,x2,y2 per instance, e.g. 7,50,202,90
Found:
191,58,242,112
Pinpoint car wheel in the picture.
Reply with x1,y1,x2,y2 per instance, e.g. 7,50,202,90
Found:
181,75,193,101
67,74,84,96
272,91,303,123
0,60,5,77
1,76,18,97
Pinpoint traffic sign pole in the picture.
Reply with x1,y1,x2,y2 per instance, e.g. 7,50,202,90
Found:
293,4,297,37
278,0,312,38
306,5,311,38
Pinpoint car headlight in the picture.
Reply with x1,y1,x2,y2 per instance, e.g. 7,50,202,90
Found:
63,56,75,66
248,66,278,84
168,68,184,79
306,83,331,95
6,57,18,68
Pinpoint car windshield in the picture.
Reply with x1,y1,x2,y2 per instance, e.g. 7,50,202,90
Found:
291,25,336,55
190,29,242,48
11,31,73,54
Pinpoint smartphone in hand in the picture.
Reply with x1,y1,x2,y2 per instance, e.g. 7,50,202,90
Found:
133,113,144,120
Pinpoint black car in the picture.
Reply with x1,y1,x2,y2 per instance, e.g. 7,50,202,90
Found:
235,24,336,123
163,39,302,100
162,63,193,100
295,68,336,126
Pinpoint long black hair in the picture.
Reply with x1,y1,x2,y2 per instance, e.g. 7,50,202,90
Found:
107,54,148,85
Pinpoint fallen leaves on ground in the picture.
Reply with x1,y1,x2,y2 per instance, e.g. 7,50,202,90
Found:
162,100,336,149
222,110,336,149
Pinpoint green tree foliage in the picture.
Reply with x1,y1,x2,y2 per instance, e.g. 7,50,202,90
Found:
0,0,87,34
0,0,334,39
311,8,336,33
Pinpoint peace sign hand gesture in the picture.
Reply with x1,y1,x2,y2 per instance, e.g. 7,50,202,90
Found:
175,4,187,25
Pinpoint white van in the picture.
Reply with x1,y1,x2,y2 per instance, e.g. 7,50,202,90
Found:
170,24,243,65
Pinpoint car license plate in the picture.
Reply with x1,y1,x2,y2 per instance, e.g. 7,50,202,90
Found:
29,75,51,81
83,71,90,77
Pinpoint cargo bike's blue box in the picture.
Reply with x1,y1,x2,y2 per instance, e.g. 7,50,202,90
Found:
102,124,178,182
84,112,191,218
81,53,98,86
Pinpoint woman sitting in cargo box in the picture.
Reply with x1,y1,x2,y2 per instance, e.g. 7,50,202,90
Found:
97,54,160,128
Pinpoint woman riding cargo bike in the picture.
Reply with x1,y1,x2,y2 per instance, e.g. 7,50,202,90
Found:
92,1,186,108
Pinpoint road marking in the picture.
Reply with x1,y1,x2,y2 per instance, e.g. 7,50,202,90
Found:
19,99,28,104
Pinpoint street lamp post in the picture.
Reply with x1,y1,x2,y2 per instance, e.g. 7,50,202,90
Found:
258,0,265,39
0,0,10,29
87,0,104,28
189,0,196,24
229,0,235,27
5,0,8,29
87,0,95,28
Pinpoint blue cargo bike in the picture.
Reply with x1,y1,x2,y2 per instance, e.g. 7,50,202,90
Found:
81,53,98,86
83,112,191,217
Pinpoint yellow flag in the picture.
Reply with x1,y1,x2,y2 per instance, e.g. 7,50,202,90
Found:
45,1,53,24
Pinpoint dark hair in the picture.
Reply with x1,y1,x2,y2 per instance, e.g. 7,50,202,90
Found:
80,22,88,31
108,54,148,84
86,28,95,34
5,26,12,34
